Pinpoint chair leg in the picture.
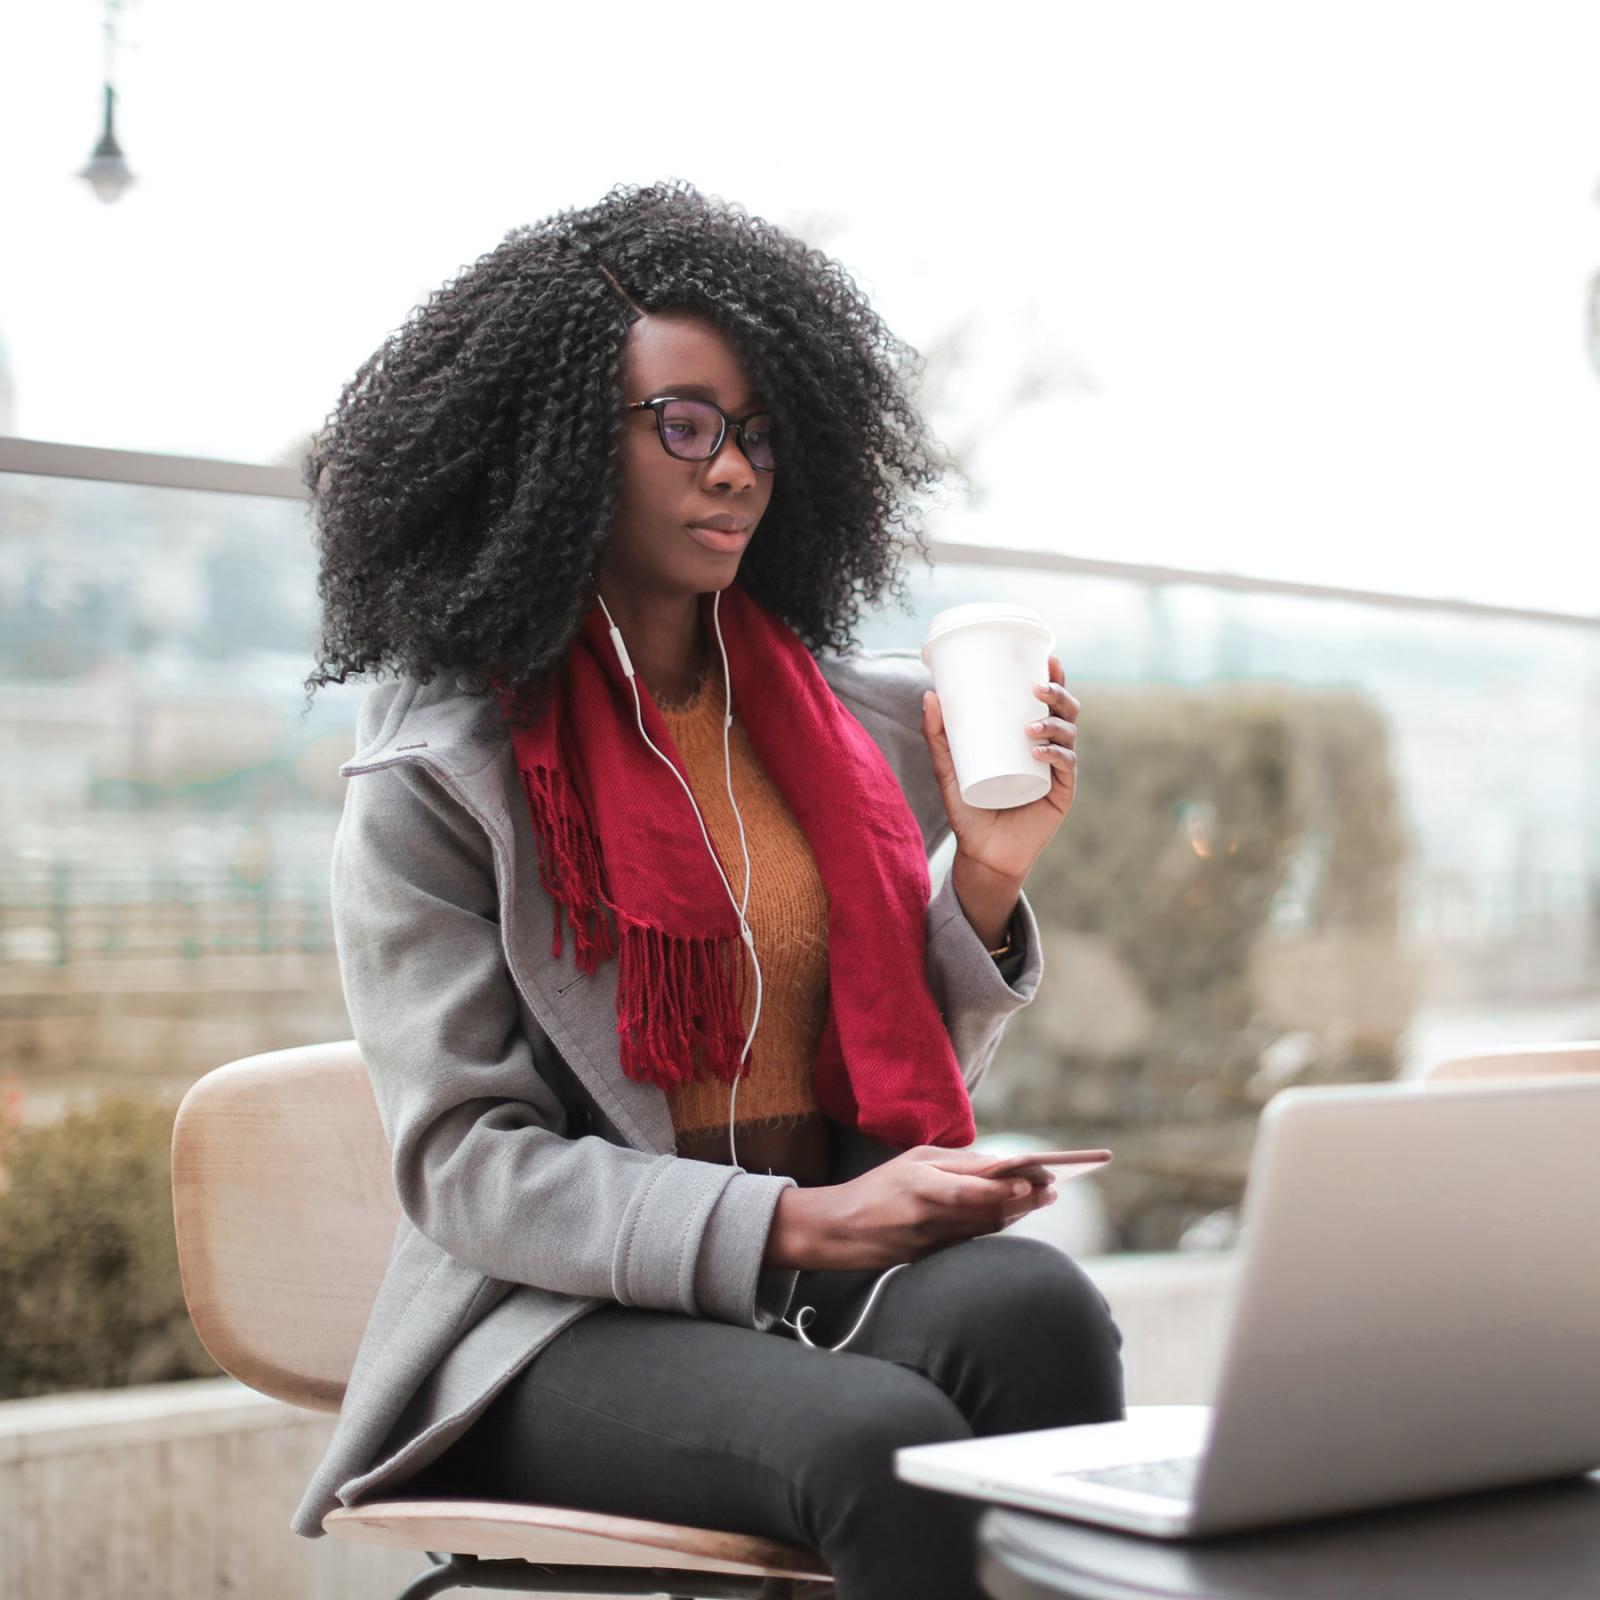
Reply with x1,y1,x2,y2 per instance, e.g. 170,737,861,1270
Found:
389,1551,833,1599
394,1552,472,1599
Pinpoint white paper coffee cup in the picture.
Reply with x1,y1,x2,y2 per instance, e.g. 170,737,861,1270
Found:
920,601,1056,809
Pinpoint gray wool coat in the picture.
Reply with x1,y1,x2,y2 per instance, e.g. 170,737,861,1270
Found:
290,643,1045,1539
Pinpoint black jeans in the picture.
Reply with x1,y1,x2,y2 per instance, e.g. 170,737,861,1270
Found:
401,1232,1126,1600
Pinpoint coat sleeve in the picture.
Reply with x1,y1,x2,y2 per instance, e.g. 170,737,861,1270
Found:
329,756,797,1331
924,869,1043,1097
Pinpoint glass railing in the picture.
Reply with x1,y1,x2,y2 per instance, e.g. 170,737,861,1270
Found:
0,447,359,1120
3,437,1596,1248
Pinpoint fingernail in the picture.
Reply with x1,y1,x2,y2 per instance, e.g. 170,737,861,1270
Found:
1011,1181,1030,1198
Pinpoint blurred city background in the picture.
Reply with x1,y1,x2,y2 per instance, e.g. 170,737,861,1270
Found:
1,2,1597,1593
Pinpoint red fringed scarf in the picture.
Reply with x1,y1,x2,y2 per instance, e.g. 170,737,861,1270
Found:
493,582,976,1150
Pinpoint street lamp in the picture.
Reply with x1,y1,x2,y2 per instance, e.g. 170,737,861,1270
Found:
76,0,136,204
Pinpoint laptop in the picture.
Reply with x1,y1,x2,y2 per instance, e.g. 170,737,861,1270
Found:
896,1076,1600,1538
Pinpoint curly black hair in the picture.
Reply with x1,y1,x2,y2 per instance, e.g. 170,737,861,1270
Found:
301,178,958,730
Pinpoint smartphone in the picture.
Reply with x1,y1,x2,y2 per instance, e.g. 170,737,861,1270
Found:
979,1148,1112,1184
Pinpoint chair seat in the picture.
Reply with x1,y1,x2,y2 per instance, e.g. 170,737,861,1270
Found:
323,1497,832,1580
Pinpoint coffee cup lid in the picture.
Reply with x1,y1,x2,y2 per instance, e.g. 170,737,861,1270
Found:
920,601,1054,662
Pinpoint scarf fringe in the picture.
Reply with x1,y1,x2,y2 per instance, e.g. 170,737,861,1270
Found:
520,761,748,1091
518,765,616,974
614,917,749,1090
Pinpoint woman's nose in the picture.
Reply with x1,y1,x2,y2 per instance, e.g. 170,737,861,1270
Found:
704,431,759,487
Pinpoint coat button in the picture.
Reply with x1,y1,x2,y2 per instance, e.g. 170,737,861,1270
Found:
455,672,487,694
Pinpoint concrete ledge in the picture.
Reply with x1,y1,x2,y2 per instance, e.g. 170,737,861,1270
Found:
0,1376,294,1462
1083,1249,1240,1405
0,1382,421,1600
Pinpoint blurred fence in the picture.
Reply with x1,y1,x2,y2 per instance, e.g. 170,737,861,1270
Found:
0,858,333,966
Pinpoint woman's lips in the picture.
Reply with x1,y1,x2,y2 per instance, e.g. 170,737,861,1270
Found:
687,523,752,553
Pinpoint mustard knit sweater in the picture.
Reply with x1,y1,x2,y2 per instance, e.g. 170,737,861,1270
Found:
655,662,829,1143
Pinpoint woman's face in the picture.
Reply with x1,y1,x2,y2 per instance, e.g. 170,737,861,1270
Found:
602,310,774,602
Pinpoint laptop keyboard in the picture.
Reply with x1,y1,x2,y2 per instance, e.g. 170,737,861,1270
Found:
1063,1455,1201,1502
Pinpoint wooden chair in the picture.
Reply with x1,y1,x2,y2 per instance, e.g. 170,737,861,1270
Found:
171,1041,835,1599
1423,1039,1600,1085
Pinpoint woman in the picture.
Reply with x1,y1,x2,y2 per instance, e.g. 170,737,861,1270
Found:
294,179,1123,1599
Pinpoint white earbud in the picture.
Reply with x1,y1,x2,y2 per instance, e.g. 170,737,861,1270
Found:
594,588,906,1351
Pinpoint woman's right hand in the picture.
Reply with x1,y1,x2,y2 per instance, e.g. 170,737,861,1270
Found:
765,1146,1059,1272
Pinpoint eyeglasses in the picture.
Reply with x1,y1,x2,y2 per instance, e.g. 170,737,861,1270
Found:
626,396,776,472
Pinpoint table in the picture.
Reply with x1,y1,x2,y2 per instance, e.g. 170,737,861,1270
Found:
976,1471,1600,1600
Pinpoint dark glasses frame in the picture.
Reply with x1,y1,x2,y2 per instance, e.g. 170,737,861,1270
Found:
625,396,776,472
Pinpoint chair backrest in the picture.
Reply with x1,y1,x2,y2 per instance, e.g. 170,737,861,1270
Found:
1425,1039,1600,1085
171,1040,399,1413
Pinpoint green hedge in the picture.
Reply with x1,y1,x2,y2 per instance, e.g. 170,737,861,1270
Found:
0,1090,219,1399
983,679,1413,1248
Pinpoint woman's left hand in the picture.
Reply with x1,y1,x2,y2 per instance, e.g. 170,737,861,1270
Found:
921,654,1078,884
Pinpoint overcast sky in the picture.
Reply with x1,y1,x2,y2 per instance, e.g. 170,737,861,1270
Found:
4,0,1599,616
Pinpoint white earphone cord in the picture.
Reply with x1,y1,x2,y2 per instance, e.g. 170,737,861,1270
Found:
596,589,907,1353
